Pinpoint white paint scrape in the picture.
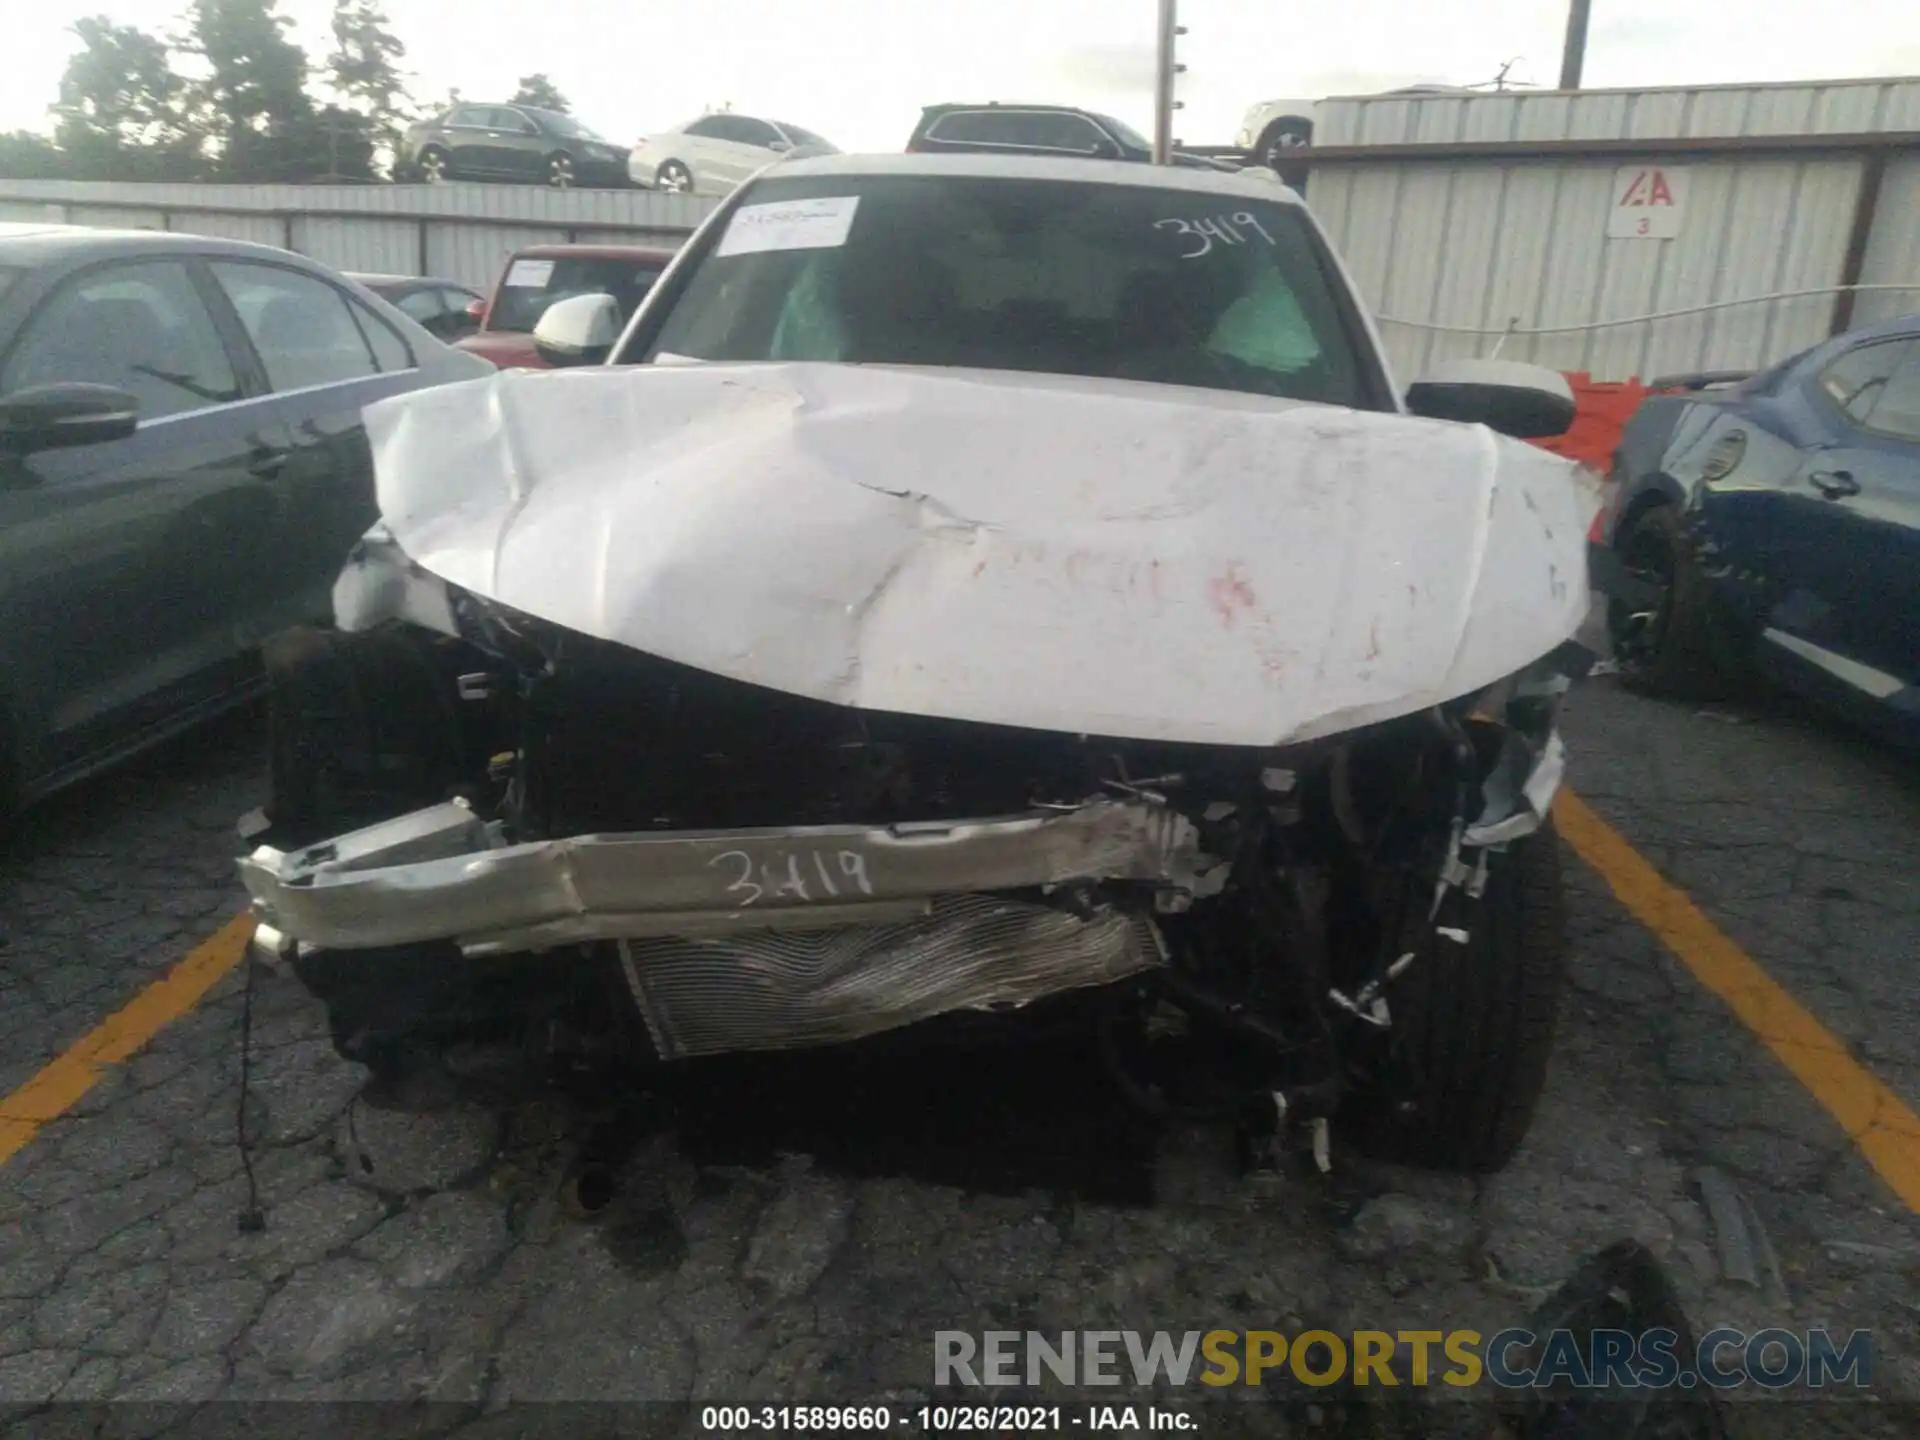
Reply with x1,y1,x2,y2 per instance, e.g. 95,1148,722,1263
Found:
363,362,1597,748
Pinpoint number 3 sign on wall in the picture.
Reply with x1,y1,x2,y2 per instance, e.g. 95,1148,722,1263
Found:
1607,165,1688,239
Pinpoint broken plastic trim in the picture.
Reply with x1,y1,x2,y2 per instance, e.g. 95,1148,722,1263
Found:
237,797,1219,957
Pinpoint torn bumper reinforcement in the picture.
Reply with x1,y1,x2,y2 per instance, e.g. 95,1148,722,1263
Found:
238,797,1216,958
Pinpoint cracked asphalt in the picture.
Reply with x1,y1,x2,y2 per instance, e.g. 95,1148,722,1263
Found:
2,675,1918,1437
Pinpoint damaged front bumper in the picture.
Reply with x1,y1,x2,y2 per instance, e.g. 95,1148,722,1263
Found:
240,798,1219,1060
238,797,1217,957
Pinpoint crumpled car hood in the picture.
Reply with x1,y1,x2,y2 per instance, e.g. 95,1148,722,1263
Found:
362,361,1597,748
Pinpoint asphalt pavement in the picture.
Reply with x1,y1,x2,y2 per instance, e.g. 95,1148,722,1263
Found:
1,671,1917,1436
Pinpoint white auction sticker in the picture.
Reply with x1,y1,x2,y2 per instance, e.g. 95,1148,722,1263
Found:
504,258,556,288
715,196,861,259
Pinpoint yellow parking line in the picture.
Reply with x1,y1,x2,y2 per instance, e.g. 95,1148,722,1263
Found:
1556,789,1920,1214
0,912,254,1167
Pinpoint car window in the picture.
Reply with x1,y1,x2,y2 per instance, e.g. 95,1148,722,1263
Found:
209,262,381,391
449,106,489,128
1817,340,1908,424
1,259,241,421
1860,341,1920,441
685,116,729,140
732,118,782,148
488,255,666,333
394,288,442,322
354,298,415,370
540,111,603,141
1028,114,1107,152
495,108,540,134
642,174,1374,408
774,123,834,151
929,111,1102,153
1096,113,1151,150
928,111,1022,145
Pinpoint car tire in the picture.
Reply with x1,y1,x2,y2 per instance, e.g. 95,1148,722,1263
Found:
1347,823,1566,1174
545,152,575,189
1257,117,1314,170
656,160,693,194
1608,502,1739,700
418,146,452,184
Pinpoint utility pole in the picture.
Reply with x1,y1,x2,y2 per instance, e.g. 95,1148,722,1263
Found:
1152,0,1185,163
1559,0,1592,89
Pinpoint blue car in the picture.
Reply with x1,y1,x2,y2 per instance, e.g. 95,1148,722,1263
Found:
1592,313,1920,741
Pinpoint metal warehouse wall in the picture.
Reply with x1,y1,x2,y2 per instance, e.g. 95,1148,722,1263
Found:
0,180,722,289
1307,78,1920,383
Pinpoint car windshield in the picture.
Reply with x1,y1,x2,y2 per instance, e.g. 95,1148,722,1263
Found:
489,256,665,333
536,110,602,141
640,174,1374,408
774,122,835,151
1096,113,1151,150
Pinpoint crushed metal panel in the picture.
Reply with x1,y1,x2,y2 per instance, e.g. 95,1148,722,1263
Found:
363,362,1593,750
618,895,1161,1059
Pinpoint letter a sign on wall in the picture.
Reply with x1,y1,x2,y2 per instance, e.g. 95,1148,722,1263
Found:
1608,165,1688,239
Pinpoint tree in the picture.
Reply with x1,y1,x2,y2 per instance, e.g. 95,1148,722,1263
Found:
0,131,66,180
327,0,409,175
510,74,568,113
50,17,203,179
181,0,317,181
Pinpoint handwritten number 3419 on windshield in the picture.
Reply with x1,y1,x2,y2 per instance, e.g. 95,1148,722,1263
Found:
1156,212,1276,259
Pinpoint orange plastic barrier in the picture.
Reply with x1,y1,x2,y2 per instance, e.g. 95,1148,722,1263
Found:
1528,372,1653,473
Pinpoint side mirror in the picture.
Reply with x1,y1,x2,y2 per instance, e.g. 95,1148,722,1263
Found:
1405,359,1576,440
533,292,622,367
0,383,140,455
465,297,488,324
766,138,792,153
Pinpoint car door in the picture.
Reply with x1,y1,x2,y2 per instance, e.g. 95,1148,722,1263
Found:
673,117,731,189
445,105,507,177
702,116,771,187
0,256,284,782
492,106,547,182
1732,336,1915,700
201,259,427,638
722,116,788,182
1782,336,1920,691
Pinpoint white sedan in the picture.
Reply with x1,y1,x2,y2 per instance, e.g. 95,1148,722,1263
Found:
627,114,839,196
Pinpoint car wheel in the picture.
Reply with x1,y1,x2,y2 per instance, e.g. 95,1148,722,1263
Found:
1346,823,1565,1174
418,146,451,184
656,160,693,194
1257,118,1313,170
546,153,575,189
1607,502,1738,699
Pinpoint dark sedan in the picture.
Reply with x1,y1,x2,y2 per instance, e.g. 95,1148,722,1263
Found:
1594,313,1920,741
0,224,492,812
906,103,1240,172
346,273,485,343
398,103,630,188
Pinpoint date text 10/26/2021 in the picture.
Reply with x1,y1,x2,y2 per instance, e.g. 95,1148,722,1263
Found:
700,1407,1193,1431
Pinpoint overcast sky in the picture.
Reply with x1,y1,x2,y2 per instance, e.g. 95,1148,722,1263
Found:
10,0,1919,151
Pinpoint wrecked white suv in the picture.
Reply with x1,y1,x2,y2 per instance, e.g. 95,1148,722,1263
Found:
239,154,1596,1174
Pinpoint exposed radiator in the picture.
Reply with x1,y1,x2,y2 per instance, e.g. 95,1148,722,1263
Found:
615,895,1161,1060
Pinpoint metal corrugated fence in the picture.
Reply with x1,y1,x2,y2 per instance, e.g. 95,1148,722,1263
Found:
1307,78,1920,383
1316,76,1920,147
0,180,722,290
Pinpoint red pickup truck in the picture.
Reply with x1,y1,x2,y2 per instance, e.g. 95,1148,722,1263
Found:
456,243,677,369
